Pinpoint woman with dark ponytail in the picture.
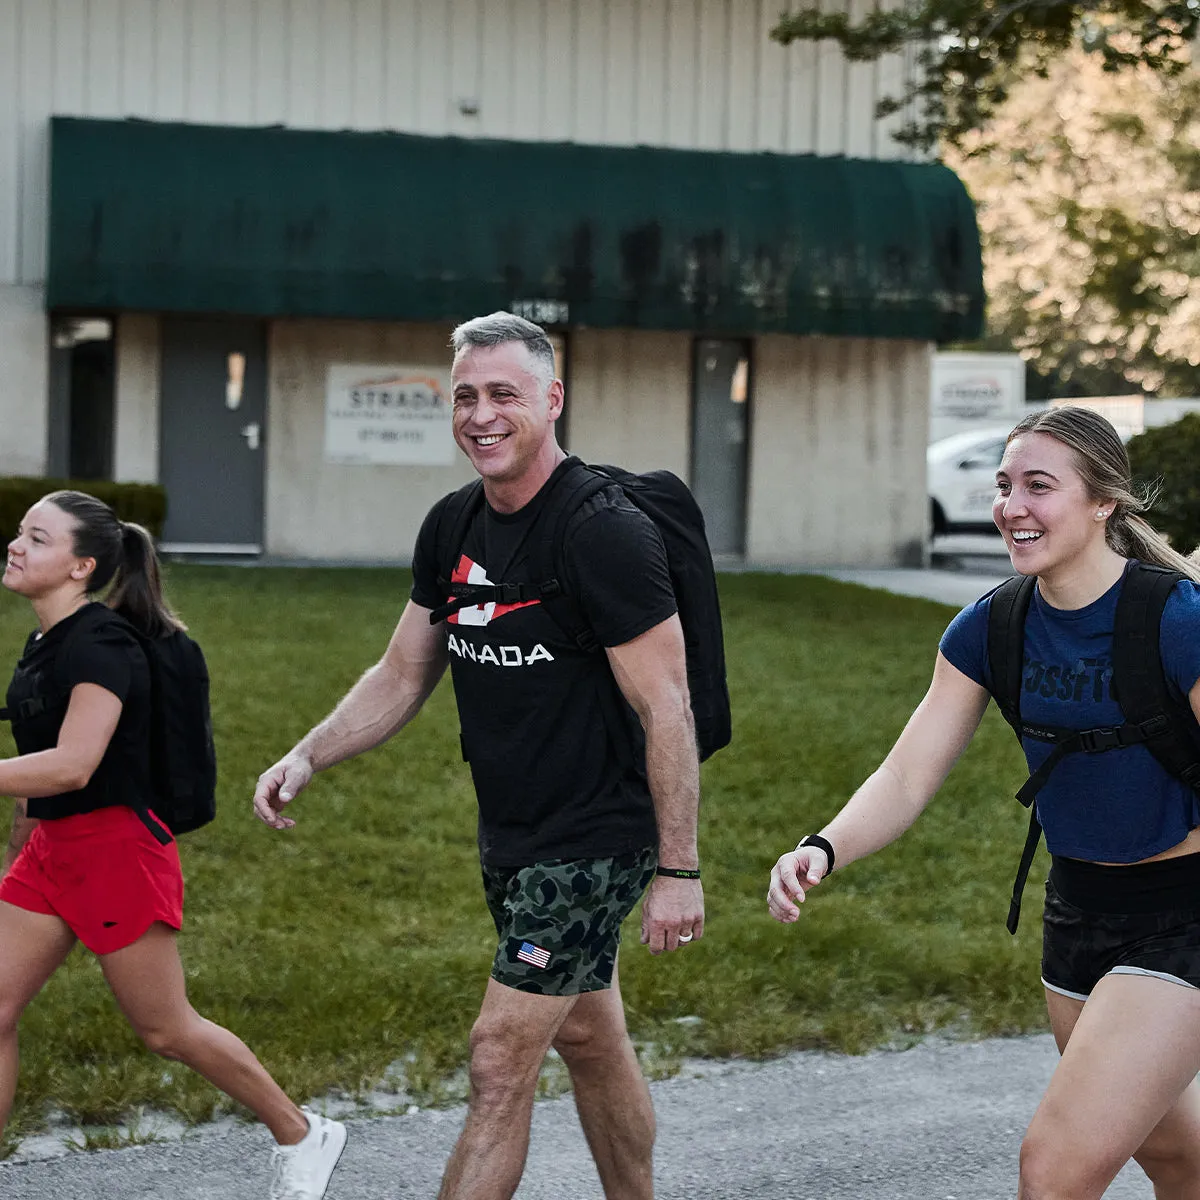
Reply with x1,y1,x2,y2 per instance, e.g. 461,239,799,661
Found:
0,491,346,1198
769,408,1200,1197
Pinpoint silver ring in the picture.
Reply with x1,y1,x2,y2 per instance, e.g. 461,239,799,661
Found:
678,932,694,943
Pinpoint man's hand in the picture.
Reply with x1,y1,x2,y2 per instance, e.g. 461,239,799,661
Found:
767,845,829,923
252,754,315,830
640,875,704,954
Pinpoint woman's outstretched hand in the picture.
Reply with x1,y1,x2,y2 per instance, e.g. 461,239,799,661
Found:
767,845,830,923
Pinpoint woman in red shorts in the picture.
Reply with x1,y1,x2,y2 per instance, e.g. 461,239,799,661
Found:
0,490,345,1199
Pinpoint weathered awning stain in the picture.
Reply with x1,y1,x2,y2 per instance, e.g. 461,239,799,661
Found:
48,117,983,341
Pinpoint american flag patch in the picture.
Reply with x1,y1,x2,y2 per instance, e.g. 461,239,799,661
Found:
516,941,551,969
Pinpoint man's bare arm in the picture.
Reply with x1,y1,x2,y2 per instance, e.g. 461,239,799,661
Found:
298,601,449,769
253,601,449,827
606,614,702,954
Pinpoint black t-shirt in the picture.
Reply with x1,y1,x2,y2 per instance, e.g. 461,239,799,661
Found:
6,603,153,819
411,467,678,867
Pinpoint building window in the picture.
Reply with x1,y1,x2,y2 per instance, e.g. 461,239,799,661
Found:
49,316,116,480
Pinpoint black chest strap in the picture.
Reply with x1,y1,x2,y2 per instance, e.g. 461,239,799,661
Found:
1004,713,1173,933
427,459,610,647
428,578,562,624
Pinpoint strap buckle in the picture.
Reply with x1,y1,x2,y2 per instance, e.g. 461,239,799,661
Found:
1138,714,1171,739
1077,726,1123,753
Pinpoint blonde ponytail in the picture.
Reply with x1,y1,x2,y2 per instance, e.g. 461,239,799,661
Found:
1109,512,1200,583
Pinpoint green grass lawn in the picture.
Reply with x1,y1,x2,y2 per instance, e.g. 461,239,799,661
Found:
0,566,1044,1148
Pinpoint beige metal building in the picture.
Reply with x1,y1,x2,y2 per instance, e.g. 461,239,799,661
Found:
0,0,983,566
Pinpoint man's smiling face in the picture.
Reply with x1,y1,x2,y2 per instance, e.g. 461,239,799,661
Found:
450,341,563,489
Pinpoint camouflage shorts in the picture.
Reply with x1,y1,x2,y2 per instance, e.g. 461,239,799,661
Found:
482,847,657,996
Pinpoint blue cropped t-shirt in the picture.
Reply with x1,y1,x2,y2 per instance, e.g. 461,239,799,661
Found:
939,564,1200,863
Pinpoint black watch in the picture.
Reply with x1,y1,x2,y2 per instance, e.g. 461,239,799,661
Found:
797,834,835,874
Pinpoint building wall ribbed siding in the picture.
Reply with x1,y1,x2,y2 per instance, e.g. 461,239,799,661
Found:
0,0,921,289
0,0,940,566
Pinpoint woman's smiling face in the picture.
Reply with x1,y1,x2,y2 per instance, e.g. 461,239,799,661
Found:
993,432,1112,576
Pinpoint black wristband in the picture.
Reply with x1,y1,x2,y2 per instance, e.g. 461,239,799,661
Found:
798,834,835,874
656,867,701,879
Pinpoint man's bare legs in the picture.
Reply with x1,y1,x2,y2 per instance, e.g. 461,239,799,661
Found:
552,959,654,1199
438,963,655,1200
438,980,577,1200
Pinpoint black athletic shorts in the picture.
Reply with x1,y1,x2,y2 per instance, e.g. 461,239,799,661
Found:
482,847,657,996
1041,852,1200,1001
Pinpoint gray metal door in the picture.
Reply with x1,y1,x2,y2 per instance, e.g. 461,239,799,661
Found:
159,318,267,553
691,339,750,557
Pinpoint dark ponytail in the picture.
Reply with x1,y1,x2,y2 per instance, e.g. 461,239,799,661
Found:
44,490,185,638
108,521,186,638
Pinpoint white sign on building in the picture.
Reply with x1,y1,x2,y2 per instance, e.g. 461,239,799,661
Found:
325,364,455,465
930,352,1026,442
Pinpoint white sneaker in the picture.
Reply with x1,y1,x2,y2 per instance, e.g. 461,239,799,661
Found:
269,1108,348,1200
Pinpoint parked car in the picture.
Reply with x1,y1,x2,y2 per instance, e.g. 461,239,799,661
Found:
927,425,1013,534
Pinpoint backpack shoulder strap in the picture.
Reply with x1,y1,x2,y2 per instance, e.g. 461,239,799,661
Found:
426,481,488,624
528,460,620,653
435,480,486,584
986,573,1036,737
985,574,1041,936
1112,562,1200,793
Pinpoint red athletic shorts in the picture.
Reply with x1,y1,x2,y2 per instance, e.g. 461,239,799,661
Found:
0,806,184,955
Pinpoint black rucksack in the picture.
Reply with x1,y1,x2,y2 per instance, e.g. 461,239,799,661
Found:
986,562,1200,933
428,457,732,762
136,625,218,840
1,606,217,843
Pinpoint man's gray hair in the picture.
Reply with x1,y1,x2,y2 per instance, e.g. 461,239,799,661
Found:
450,312,556,384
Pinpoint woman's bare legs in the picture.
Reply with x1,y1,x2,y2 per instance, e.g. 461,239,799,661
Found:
0,901,77,1133
1019,977,1200,1199
100,922,308,1145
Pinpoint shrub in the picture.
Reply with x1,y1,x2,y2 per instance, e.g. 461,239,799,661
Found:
1127,414,1200,555
0,478,168,541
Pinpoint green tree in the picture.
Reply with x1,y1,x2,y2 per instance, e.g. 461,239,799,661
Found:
1127,413,1200,551
945,47,1200,397
770,1,1199,151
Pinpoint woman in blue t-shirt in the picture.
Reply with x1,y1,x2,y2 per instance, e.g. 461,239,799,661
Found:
768,407,1200,1198
0,490,345,1198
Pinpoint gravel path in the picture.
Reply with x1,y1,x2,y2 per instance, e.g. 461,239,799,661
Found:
0,1033,1150,1199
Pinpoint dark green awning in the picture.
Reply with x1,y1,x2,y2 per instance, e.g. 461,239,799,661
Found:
47,116,983,341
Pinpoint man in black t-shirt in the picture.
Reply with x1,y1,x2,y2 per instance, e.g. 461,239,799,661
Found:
254,312,702,1199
